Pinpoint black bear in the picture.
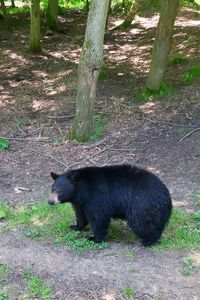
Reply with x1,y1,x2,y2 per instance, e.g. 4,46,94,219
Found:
48,164,172,246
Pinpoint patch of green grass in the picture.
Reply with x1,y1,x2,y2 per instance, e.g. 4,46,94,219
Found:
176,127,187,134
152,209,200,251
23,270,53,300
136,83,173,101
170,54,188,65
192,194,200,206
109,220,137,243
181,258,196,276
0,265,8,283
182,64,200,85
98,63,107,80
0,139,10,151
0,201,12,220
9,202,107,252
0,289,9,300
123,286,136,298
90,115,107,141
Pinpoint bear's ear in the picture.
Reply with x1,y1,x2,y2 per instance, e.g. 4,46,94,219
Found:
51,172,60,180
70,171,78,182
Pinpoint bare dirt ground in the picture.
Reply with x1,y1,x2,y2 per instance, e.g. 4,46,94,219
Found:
0,6,200,300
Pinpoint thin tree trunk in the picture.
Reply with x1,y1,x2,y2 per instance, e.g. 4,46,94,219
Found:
105,0,112,31
72,0,110,141
1,0,7,19
46,0,58,32
11,0,15,8
29,0,41,53
146,0,179,90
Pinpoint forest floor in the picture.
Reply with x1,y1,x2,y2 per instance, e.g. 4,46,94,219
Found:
0,5,200,300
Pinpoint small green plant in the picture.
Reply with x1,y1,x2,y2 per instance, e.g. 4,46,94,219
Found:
0,265,8,283
0,289,9,300
170,54,188,65
182,64,200,84
98,63,107,80
0,201,12,220
23,270,53,300
136,83,173,101
123,286,136,298
192,194,200,206
90,115,107,141
0,139,10,151
181,258,196,276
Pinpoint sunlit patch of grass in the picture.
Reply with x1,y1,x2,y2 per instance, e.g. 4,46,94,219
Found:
9,202,107,251
90,115,107,141
152,209,200,251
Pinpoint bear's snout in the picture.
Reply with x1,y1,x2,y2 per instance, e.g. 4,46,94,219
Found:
48,192,60,205
48,199,55,205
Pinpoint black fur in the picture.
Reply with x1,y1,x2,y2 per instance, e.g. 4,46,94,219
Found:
49,165,172,246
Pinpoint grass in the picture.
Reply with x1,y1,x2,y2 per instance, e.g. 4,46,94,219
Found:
8,202,107,252
0,139,10,151
192,194,200,206
90,115,107,141
152,209,200,251
0,201,12,220
169,54,188,65
1,198,200,251
181,258,196,276
123,286,136,298
0,265,8,283
136,83,173,101
23,269,53,300
182,64,200,85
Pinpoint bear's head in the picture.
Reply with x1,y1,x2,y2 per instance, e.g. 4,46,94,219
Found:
48,172,75,205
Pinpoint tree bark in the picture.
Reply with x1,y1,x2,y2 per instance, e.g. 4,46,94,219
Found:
1,0,7,19
29,0,41,53
146,0,179,90
11,0,15,8
46,0,58,31
72,0,110,141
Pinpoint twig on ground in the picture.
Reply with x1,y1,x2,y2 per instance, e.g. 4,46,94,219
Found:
0,136,51,142
144,117,198,128
47,114,74,119
179,128,200,143
25,146,68,167
67,145,114,169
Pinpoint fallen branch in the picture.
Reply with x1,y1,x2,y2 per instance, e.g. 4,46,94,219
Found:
26,146,68,167
179,128,200,143
67,145,114,169
47,114,74,119
0,136,51,142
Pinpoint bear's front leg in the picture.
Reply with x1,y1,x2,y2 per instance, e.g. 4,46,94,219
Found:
89,218,110,243
70,203,88,231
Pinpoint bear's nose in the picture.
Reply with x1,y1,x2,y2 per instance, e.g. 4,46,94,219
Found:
48,199,55,205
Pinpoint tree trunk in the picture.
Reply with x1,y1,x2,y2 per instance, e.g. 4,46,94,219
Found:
72,0,110,141
29,0,41,53
146,0,179,90
1,0,7,19
11,0,15,8
46,0,58,31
